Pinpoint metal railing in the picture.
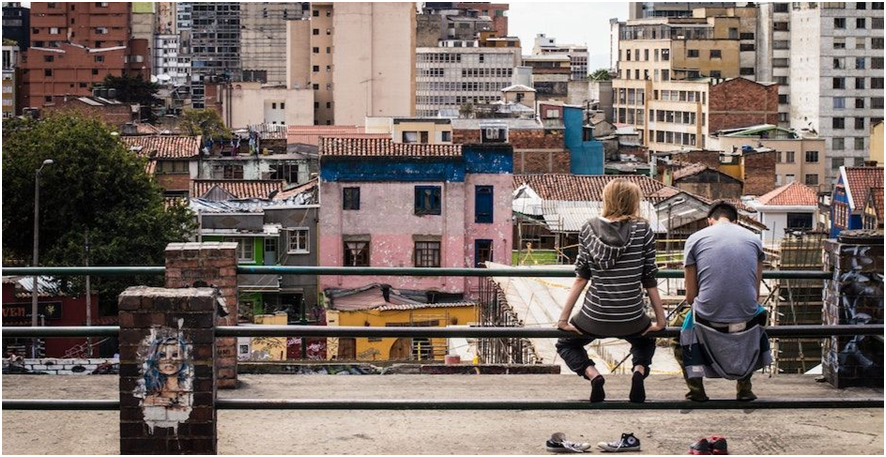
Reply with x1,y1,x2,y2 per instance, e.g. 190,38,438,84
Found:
2,265,882,412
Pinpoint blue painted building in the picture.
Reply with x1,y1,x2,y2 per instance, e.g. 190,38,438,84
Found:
563,105,604,175
829,166,884,237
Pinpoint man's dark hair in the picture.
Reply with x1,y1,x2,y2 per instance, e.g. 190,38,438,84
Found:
707,201,738,222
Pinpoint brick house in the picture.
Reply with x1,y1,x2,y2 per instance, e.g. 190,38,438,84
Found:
708,78,779,134
122,135,201,197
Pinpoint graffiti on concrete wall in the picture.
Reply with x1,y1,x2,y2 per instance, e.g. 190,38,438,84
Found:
134,322,193,433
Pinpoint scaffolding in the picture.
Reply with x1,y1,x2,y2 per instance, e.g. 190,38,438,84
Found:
476,277,540,364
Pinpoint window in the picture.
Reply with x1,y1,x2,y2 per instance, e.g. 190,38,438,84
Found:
475,239,493,267
833,77,845,89
856,57,866,69
312,47,319,53
874,17,885,28
740,67,755,76
855,117,865,130
854,137,866,150
313,9,319,16
805,150,819,163
874,97,885,109
833,138,845,150
312,29,319,35
661,49,669,61
833,118,845,129
441,131,452,142
785,151,795,163
875,2,885,9
805,174,819,186
223,164,243,179
856,98,865,109
874,38,885,50
414,241,441,267
856,17,866,28
44,69,53,77
95,27,108,35
709,50,721,58
343,187,360,210
856,77,866,89
43,55,54,62
786,213,813,230
739,43,755,51
833,58,845,69
833,97,845,109
312,65,319,72
95,55,104,63
785,174,795,184
834,37,846,49
288,228,309,254
92,69,99,75
414,186,441,216
832,157,845,170
779,94,790,104
834,18,846,28
475,186,493,223
233,238,254,262
687,49,699,58
873,77,885,89
873,57,884,69
402,131,418,143
343,241,369,267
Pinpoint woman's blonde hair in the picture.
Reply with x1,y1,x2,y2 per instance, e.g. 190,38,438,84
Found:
601,178,642,222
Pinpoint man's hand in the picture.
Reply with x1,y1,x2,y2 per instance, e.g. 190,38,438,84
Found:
556,319,582,334
642,321,665,336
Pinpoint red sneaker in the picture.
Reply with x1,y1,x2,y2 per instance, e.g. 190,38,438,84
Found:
688,438,711,455
707,436,728,455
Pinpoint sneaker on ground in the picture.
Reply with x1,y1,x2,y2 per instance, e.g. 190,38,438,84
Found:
597,433,641,452
546,432,591,453
689,438,712,455
707,436,728,455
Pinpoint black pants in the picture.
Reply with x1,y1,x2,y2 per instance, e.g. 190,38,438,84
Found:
556,333,656,379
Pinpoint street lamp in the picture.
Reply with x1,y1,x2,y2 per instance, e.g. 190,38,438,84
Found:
32,159,53,358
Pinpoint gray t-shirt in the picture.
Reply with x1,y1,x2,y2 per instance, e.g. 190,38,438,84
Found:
683,222,764,323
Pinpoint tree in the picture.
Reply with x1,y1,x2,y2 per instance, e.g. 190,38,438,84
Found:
590,69,612,81
2,114,196,314
101,74,161,123
179,108,231,139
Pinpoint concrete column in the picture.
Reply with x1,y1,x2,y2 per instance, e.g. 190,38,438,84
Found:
119,286,217,454
165,242,239,389
822,229,884,388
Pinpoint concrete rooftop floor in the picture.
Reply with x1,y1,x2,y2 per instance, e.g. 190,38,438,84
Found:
3,373,883,455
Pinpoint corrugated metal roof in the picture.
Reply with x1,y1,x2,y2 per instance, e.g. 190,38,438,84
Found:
539,200,665,233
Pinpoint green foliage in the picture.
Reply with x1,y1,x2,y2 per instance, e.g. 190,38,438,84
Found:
101,74,161,123
2,114,196,314
179,109,231,139
2,38,17,46
590,69,612,81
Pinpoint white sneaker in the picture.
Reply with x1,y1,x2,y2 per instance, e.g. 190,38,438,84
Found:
597,433,641,452
546,432,592,453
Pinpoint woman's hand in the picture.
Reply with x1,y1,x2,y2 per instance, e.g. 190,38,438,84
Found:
642,321,665,336
556,319,582,334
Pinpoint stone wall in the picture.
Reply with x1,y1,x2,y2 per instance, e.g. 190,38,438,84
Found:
14,358,117,374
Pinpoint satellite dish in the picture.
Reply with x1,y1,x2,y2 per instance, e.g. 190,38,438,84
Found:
150,75,159,83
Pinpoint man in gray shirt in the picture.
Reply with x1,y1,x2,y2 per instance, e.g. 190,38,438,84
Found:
672,202,766,401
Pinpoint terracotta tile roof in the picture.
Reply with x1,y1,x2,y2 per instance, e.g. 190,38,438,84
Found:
287,125,365,146
842,167,884,209
867,186,884,219
191,180,285,199
123,135,201,159
672,162,709,180
757,181,818,206
319,137,463,158
514,174,671,202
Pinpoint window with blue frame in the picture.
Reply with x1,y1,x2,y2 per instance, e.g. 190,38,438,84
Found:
414,186,442,215
475,185,493,223
475,239,493,267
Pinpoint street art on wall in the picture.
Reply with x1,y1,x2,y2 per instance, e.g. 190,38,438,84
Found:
133,321,193,433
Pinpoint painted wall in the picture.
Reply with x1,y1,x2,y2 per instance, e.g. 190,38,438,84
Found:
250,312,289,360
872,122,884,167
333,305,478,361
223,83,313,129
564,106,604,175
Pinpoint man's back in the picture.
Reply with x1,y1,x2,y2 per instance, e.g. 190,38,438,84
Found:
683,222,764,323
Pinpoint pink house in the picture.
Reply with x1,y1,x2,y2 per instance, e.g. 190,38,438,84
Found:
318,137,513,299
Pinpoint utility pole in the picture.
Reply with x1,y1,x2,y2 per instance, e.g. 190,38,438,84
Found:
85,230,93,357
300,296,308,360
32,159,53,358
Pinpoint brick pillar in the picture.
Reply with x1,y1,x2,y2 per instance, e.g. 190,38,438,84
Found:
165,242,239,389
822,229,884,388
119,286,217,454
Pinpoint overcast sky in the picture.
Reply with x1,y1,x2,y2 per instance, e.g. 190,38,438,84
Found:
508,2,628,72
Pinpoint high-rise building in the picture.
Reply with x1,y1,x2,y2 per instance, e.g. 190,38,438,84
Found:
756,2,792,127
532,34,589,80
2,2,30,49
187,2,241,109
289,2,415,125
416,42,521,117
416,3,493,47
21,2,150,110
456,2,509,36
628,2,736,20
2,44,18,117
787,2,884,182
154,33,190,87
240,2,307,85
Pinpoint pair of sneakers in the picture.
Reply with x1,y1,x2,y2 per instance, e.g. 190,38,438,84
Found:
546,432,641,453
689,436,728,455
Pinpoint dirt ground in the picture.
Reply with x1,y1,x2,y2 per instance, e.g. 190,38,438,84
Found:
3,373,883,455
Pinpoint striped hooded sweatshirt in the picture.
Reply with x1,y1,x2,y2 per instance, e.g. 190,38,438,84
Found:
571,217,658,337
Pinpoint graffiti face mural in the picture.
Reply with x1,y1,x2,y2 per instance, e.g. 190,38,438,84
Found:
134,323,193,433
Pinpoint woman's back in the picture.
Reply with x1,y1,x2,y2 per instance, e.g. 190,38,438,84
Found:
571,217,658,337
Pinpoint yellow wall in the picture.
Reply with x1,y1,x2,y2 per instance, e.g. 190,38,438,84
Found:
331,306,478,362
251,312,289,361
871,121,884,167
